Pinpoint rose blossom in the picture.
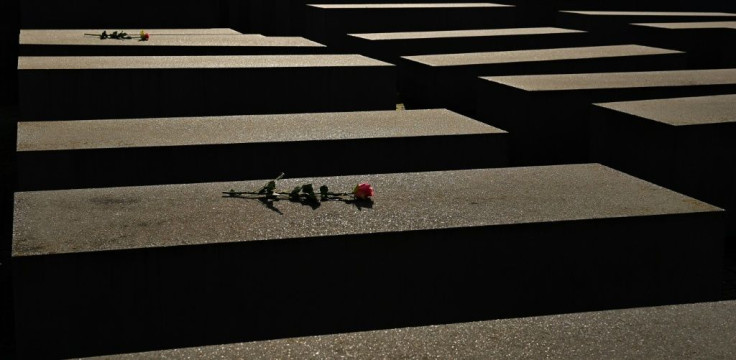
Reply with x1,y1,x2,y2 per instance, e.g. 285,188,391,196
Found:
353,183,374,200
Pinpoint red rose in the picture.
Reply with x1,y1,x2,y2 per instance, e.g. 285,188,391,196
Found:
353,183,374,200
143,33,150,41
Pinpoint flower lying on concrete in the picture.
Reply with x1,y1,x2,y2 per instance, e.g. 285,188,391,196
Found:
224,173,374,208
84,30,150,41
353,183,375,200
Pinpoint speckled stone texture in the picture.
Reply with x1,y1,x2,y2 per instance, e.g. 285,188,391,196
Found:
590,95,736,235
303,3,516,48
346,27,595,63
400,45,685,115
18,55,395,120
12,165,724,358
15,109,508,190
84,300,736,360
634,21,736,29
556,10,736,41
19,30,325,56
476,69,736,165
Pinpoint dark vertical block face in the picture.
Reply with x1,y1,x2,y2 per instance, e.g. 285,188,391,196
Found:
477,70,736,165
11,166,725,358
555,11,736,41
20,0,229,29
18,56,396,120
0,0,19,107
347,28,597,63
630,24,736,68
15,109,508,190
304,4,517,49
400,45,686,116
589,95,736,234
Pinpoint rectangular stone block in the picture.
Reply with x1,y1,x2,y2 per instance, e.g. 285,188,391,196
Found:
401,44,685,115
304,3,516,49
477,68,736,165
19,30,325,56
346,27,597,62
81,301,736,360
16,109,507,190
630,22,736,68
12,165,724,358
590,94,736,235
18,55,395,120
556,10,736,41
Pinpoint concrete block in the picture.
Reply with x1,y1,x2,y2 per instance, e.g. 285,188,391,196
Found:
19,30,325,56
631,22,736,68
477,68,736,165
81,301,736,360
556,10,736,41
590,94,736,234
16,109,507,190
18,55,396,120
304,3,516,49
12,165,724,358
346,27,598,63
401,44,685,116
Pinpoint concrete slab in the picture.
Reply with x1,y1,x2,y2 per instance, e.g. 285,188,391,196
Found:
17,55,396,120
557,10,736,42
400,44,685,115
631,22,736,68
22,28,244,35
19,30,325,56
16,109,508,190
347,27,596,62
477,69,736,165
634,21,736,29
12,165,724,358
304,3,516,49
590,94,736,234
83,301,736,360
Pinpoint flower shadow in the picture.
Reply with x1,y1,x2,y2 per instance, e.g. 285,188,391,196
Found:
223,194,373,213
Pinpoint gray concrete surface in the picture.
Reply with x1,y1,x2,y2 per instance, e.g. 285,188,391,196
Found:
403,44,680,66
18,54,388,69
83,300,736,360
351,27,582,41
13,164,721,256
482,68,736,91
590,95,736,235
15,109,508,189
632,21,736,29
19,30,325,56
595,94,736,126
11,165,725,358
17,109,502,151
